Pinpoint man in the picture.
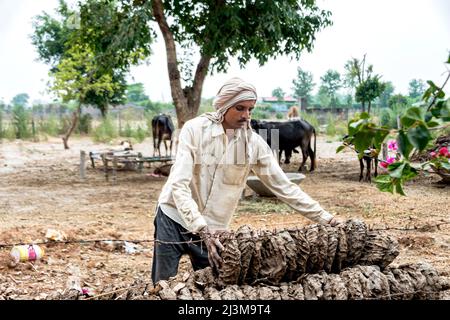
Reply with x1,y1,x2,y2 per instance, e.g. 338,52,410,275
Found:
152,77,342,284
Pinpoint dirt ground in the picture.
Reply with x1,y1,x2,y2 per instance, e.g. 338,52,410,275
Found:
0,136,448,300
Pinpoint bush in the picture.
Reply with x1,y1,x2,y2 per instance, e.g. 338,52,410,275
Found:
275,112,284,120
77,113,92,134
252,108,269,120
12,105,30,139
325,113,336,136
300,112,319,130
92,116,118,142
39,115,61,136
132,125,147,143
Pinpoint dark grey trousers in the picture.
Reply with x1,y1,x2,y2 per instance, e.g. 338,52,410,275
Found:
151,206,209,284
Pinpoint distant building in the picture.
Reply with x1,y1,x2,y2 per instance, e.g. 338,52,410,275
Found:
260,96,297,112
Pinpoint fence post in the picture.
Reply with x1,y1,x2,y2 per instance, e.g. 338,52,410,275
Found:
112,156,117,185
80,150,86,180
101,153,109,182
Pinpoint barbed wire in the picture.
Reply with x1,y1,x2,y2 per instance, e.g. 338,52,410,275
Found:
0,220,448,249
81,282,435,300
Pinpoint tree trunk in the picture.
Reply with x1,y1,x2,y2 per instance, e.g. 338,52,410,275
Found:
62,104,81,150
367,101,371,115
361,102,366,113
152,0,211,128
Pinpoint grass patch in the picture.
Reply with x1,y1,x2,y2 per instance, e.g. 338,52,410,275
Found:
237,196,294,215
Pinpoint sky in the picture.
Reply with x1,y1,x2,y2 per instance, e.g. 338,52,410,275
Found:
0,0,449,105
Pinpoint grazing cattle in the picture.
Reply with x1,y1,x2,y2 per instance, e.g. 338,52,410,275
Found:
152,114,175,157
359,148,379,182
250,119,316,172
287,105,299,120
343,135,379,182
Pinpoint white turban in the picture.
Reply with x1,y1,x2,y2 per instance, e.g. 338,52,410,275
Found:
213,77,257,112
202,77,257,123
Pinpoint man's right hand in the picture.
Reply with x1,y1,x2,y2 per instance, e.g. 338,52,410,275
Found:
199,227,224,272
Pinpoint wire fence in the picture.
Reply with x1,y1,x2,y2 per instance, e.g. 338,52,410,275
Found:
0,220,448,249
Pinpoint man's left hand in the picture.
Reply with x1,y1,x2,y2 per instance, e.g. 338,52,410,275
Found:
329,217,344,226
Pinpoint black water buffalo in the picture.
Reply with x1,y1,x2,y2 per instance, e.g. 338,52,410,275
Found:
250,119,316,172
152,114,175,157
342,135,379,182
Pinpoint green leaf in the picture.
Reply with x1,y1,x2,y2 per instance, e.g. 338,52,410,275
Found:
389,162,405,179
359,112,370,120
442,162,450,170
426,119,441,128
336,145,345,153
348,119,364,135
394,179,406,196
353,129,373,155
407,124,431,151
375,174,394,194
402,163,419,180
400,107,424,128
397,130,413,159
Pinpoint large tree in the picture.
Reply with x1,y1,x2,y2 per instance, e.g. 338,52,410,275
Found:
126,83,150,104
51,44,120,149
292,67,315,110
34,0,332,128
319,69,341,108
31,0,150,117
78,0,332,127
11,93,30,108
379,81,395,109
272,87,285,101
344,55,373,112
408,79,426,100
355,75,386,115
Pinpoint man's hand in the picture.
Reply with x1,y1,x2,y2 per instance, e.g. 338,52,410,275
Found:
199,227,224,271
329,216,344,226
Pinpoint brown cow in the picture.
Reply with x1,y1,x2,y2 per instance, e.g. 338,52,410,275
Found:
287,105,299,120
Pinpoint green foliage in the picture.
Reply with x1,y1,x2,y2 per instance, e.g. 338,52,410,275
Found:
251,108,270,120
11,93,30,108
77,113,92,134
272,87,285,101
325,113,336,136
355,75,386,112
408,79,426,100
300,112,320,130
133,125,147,143
292,67,315,102
92,116,118,143
162,1,332,73
342,53,450,195
39,115,61,136
389,94,409,108
319,69,342,108
12,105,30,139
379,81,395,108
126,83,149,104
276,112,284,120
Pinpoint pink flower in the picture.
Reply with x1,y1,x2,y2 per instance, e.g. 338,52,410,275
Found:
438,147,449,157
379,162,388,169
388,140,398,151
430,151,437,158
379,157,395,169
386,157,395,164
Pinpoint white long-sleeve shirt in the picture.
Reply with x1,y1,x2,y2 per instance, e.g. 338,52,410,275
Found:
158,116,333,232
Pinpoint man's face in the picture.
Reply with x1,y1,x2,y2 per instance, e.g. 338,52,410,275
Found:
222,100,256,130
